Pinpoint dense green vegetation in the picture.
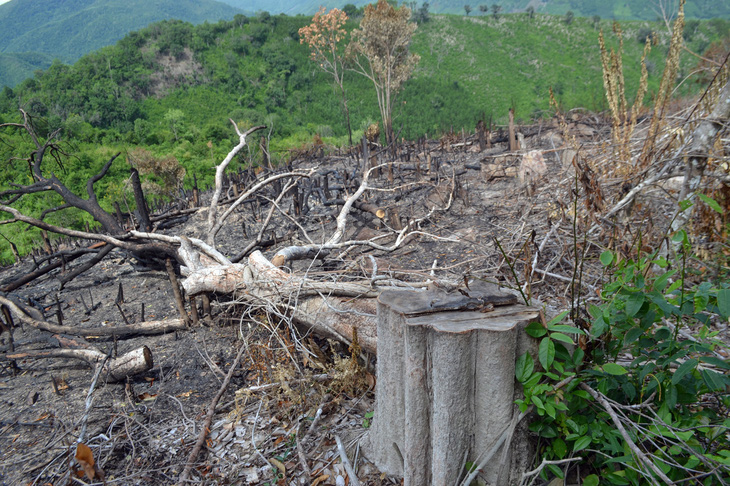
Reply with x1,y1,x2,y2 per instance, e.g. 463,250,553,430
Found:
517,233,730,484
0,11,727,263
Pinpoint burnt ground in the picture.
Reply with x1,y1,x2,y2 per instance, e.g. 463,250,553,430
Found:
0,114,728,485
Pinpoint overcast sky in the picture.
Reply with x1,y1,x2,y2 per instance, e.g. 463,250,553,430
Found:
0,0,11,5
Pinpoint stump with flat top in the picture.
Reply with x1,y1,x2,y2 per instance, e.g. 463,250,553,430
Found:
362,281,539,485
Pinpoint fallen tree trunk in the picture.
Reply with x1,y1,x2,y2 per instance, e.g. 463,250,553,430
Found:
0,295,187,337
182,250,379,353
3,346,153,382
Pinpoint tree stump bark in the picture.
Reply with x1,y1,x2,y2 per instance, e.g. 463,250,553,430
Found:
362,281,539,485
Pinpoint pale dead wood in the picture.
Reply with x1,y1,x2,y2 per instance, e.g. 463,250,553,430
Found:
206,122,266,243
0,295,186,337
4,346,152,382
580,383,674,486
335,435,361,486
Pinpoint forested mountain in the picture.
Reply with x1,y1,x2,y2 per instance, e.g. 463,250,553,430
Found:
0,0,244,86
218,0,730,19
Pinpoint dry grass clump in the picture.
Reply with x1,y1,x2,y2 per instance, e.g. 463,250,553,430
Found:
127,147,186,198
226,312,372,427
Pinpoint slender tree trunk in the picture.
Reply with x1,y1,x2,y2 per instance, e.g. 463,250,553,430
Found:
338,82,353,146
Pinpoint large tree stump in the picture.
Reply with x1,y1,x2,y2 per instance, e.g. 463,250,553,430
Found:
362,281,539,485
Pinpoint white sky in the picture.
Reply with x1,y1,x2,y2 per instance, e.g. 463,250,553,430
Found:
0,0,12,5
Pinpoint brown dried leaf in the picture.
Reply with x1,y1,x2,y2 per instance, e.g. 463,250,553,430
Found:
270,457,286,476
75,443,96,480
311,474,330,486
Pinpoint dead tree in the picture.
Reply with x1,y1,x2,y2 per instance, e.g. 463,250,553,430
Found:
0,114,460,366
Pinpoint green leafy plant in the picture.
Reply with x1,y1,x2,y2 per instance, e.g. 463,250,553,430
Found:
362,410,374,428
516,240,730,484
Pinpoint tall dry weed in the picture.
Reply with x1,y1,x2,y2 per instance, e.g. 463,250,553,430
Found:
598,23,651,175
638,0,685,168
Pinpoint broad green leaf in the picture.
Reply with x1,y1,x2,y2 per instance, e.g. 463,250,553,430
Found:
532,395,544,410
591,315,607,338
702,369,728,391
572,347,585,367
583,475,599,486
546,310,569,326
539,337,555,370
552,438,567,459
699,356,730,370
697,192,723,213
695,282,711,313
666,383,678,409
544,401,556,419
515,352,534,383
671,358,698,385
602,363,628,375
717,289,730,320
546,463,564,479
588,304,603,319
524,372,542,389
678,199,693,212
625,292,644,317
653,269,676,292
600,250,614,266
548,324,585,335
573,435,592,452
667,279,683,294
623,327,643,345
525,321,547,338
550,332,575,345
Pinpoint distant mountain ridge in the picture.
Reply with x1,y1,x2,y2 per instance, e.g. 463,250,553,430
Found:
0,0,245,61
220,0,729,19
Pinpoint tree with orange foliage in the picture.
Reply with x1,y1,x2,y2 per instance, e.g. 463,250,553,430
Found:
299,7,353,145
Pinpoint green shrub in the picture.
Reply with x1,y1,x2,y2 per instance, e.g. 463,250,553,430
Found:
517,231,730,484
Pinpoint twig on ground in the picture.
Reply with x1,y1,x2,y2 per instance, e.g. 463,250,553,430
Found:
177,343,247,485
335,435,361,486
580,382,674,486
521,457,583,486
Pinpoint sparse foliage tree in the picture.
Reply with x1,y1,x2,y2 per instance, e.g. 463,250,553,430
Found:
564,10,574,25
348,0,420,146
299,7,353,145
164,108,185,142
413,2,431,23
127,148,186,200
479,5,488,14
592,14,601,29
464,5,472,16
342,3,359,18
491,4,501,19
526,5,535,18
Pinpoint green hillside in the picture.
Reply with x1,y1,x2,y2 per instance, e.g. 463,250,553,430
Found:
0,52,54,87
0,11,726,261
